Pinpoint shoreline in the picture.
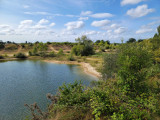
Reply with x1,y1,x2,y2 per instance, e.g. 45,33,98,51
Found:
43,60,101,79
0,58,101,79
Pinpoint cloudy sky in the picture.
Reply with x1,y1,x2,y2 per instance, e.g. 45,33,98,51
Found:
0,0,160,43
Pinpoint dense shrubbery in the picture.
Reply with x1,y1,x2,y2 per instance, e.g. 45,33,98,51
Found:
47,43,159,120
0,40,5,49
71,35,94,56
14,53,27,58
28,42,48,56
26,26,160,120
0,55,4,59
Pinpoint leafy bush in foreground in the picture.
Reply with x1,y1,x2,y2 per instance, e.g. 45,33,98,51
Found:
26,28,160,120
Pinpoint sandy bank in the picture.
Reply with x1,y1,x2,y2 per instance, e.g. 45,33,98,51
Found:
44,60,101,79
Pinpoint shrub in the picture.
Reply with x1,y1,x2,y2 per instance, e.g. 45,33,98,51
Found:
58,48,64,56
117,44,152,95
72,35,94,56
99,46,105,52
67,53,75,61
0,41,5,50
39,52,47,58
48,51,55,57
14,53,27,58
0,55,4,59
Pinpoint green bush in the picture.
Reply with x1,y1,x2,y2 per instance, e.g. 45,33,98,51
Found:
0,41,5,50
14,53,27,58
0,55,4,59
67,53,75,61
58,48,64,56
72,35,94,56
48,51,55,57
117,44,152,95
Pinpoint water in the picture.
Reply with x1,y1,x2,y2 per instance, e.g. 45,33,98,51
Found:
0,60,98,120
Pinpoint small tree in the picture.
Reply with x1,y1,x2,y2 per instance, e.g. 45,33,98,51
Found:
0,40,5,49
157,25,160,36
127,38,136,43
73,35,94,56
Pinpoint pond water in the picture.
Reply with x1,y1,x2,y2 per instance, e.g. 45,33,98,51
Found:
0,60,98,120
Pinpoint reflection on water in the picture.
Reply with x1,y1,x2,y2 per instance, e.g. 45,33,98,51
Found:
0,60,98,120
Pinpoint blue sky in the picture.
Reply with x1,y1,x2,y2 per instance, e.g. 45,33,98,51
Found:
0,0,160,43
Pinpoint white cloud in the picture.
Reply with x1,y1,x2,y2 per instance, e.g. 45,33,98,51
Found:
91,20,111,27
110,24,120,29
23,5,30,9
81,11,92,16
18,20,33,29
101,23,120,30
90,13,114,18
84,31,99,35
114,27,126,34
127,4,155,18
136,22,155,34
50,23,56,27
0,29,14,35
0,24,10,29
121,0,145,6
136,28,153,34
24,12,50,15
65,15,77,17
61,30,76,35
65,21,85,30
0,24,15,35
38,19,49,25
78,17,89,21
32,24,47,30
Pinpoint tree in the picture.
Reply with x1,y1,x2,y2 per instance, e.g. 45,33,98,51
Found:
157,25,160,36
0,40,5,49
127,38,136,43
73,35,94,56
95,40,101,44
137,39,144,42
105,40,110,45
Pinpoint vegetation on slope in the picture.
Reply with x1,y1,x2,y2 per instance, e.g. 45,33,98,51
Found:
24,26,160,120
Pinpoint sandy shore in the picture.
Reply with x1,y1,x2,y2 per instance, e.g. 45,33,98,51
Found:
44,60,101,79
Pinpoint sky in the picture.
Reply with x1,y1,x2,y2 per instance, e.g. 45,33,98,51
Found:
0,0,160,43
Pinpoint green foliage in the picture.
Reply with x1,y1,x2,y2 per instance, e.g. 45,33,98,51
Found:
57,81,90,107
71,44,84,56
58,48,64,56
117,44,152,95
0,55,4,59
102,53,118,80
26,26,160,120
38,42,48,52
127,38,136,43
157,25,160,36
14,53,27,58
67,53,75,61
48,51,55,57
0,40,5,49
99,46,105,52
72,35,94,56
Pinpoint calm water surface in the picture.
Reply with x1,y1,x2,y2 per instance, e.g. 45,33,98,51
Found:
0,60,98,120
